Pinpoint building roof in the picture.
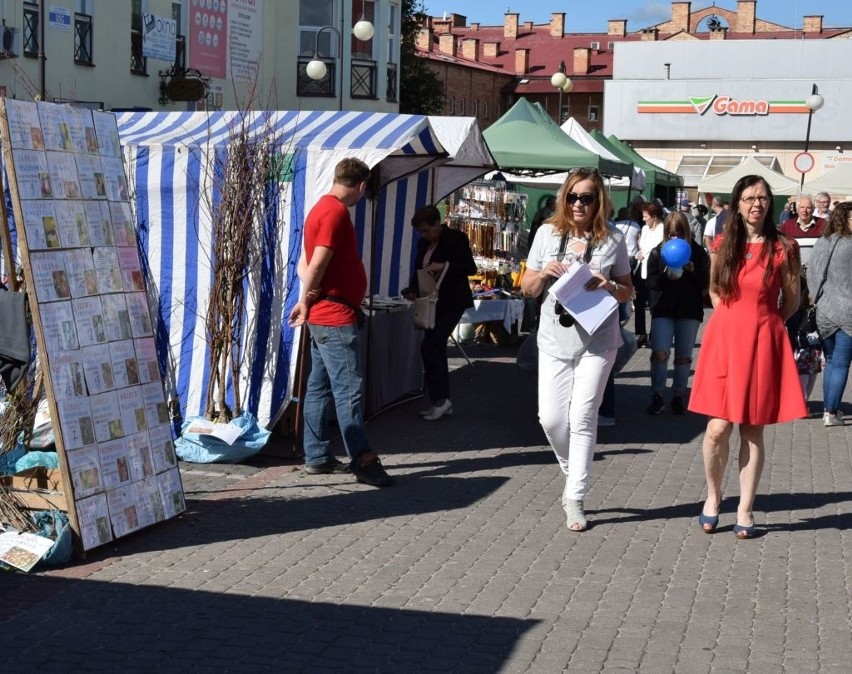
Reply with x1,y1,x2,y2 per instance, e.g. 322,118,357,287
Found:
419,3,852,94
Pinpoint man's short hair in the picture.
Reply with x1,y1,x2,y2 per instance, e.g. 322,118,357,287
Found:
334,158,371,187
711,196,725,208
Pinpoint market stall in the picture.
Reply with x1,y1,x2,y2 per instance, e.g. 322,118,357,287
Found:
115,111,495,424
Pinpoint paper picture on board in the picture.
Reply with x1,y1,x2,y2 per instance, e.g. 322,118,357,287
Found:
76,493,113,550
19,200,59,250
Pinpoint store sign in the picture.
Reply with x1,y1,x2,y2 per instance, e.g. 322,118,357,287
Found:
638,94,810,116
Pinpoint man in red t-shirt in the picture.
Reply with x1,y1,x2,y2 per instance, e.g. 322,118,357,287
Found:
289,158,393,487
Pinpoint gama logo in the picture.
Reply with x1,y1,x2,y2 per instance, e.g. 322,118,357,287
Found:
637,95,811,115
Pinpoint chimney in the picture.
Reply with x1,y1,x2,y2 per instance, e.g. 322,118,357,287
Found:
523,21,534,32
641,27,659,41
416,27,433,52
438,33,456,56
573,47,590,76
551,12,565,37
736,0,756,34
483,41,501,58
608,19,627,37
803,15,824,34
504,12,519,39
708,26,727,40
470,22,479,31
671,2,691,33
514,48,529,75
461,37,480,61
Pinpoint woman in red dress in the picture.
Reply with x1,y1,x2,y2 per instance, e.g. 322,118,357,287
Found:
689,175,806,539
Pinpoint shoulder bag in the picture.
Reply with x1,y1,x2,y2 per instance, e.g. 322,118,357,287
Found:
800,237,839,336
413,263,449,330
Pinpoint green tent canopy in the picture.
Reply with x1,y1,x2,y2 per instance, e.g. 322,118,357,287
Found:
590,130,682,200
483,98,629,177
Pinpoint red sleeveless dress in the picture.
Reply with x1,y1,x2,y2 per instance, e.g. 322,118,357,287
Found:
689,241,807,424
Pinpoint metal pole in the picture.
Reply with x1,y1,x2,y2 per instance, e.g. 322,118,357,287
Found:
38,0,45,99
557,87,563,125
800,83,820,189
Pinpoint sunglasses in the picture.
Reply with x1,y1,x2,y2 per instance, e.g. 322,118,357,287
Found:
567,192,596,206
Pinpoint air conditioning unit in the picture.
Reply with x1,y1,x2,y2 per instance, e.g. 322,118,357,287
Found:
0,26,19,58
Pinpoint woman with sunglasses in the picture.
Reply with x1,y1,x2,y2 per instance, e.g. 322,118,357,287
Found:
808,201,852,427
645,211,709,415
689,175,806,539
521,168,633,532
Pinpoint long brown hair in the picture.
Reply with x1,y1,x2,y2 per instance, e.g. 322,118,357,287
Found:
823,201,852,238
712,175,799,301
663,211,693,244
551,168,612,247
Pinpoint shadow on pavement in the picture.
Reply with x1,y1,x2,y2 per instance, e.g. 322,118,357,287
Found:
590,492,852,531
0,575,538,671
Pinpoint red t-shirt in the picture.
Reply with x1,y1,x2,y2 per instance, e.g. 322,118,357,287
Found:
304,195,367,326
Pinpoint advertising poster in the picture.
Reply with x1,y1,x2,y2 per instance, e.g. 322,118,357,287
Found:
188,0,227,78
76,493,113,550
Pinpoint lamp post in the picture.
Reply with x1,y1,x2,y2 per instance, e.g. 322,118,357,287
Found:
306,3,375,111
550,60,573,125
800,83,824,188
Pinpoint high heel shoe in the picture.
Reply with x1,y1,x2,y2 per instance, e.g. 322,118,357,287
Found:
422,399,452,421
698,513,719,533
733,523,757,539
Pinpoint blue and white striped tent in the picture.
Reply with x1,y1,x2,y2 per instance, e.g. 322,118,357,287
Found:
115,110,493,428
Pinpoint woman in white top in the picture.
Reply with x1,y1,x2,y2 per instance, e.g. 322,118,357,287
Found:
634,201,666,347
522,168,633,532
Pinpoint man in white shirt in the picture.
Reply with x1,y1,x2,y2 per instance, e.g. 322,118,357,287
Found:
702,196,728,249
814,191,832,220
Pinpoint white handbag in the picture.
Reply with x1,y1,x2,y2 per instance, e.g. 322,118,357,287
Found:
413,264,449,330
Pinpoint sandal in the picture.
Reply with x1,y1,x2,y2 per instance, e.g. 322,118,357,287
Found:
563,498,587,532
698,513,719,533
733,523,757,539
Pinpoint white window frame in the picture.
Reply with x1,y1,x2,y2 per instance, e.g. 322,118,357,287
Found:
298,0,337,58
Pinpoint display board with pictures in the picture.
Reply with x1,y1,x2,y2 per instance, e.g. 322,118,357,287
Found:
0,99,185,552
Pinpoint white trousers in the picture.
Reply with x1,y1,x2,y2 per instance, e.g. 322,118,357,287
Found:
538,348,616,501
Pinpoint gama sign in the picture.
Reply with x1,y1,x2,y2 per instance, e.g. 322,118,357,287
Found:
638,95,810,115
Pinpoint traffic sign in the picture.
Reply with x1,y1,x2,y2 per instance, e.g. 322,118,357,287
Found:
794,151,815,174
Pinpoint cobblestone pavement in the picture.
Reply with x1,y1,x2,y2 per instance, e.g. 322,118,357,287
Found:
2,332,851,672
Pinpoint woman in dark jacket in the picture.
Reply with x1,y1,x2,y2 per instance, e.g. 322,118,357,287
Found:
404,206,477,420
645,211,710,415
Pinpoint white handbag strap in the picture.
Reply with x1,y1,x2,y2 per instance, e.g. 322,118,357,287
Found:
433,262,449,292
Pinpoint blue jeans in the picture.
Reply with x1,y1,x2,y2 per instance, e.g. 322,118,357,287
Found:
302,323,372,468
650,317,700,395
822,328,852,413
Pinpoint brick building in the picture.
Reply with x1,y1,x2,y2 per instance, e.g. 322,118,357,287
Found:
417,1,851,131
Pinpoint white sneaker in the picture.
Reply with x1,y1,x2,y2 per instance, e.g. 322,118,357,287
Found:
418,407,434,417
422,399,453,421
824,411,844,427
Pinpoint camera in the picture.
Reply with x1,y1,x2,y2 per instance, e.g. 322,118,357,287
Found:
554,301,575,327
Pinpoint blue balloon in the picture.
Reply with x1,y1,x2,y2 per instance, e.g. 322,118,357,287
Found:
661,238,691,269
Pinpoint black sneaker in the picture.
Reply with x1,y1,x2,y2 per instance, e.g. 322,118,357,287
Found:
647,394,665,415
671,395,686,415
353,455,394,487
303,458,349,475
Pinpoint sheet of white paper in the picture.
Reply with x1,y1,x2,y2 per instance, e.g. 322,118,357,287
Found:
548,261,618,334
185,419,246,446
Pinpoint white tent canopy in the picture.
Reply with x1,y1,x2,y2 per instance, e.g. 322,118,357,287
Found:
697,156,799,196
803,164,852,199
560,118,645,190
427,116,497,202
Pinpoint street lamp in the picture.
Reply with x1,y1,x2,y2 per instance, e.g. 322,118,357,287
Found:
306,3,375,111
800,83,824,188
550,60,573,125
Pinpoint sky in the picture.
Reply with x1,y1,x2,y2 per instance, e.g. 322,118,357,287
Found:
423,1,852,33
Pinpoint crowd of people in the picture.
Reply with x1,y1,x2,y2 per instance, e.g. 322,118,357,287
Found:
291,157,850,541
